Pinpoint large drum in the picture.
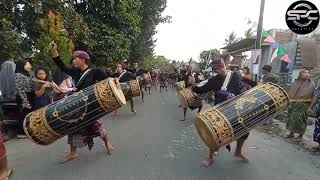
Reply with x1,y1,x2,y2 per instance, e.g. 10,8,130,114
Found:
121,80,141,100
195,83,289,151
175,81,185,92
24,78,126,145
178,88,213,108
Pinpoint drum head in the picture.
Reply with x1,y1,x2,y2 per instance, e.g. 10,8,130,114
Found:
130,80,141,97
109,78,126,106
195,116,215,149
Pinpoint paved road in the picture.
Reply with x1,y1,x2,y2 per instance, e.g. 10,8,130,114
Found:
5,87,320,180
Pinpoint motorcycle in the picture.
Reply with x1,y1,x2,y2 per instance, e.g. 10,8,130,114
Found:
0,90,19,141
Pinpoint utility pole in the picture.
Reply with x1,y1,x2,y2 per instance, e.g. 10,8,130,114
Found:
256,0,265,49
253,0,265,81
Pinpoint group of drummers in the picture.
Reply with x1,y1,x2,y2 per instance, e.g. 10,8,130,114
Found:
4,40,285,179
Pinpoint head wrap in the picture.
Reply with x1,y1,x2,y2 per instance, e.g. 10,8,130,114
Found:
211,59,225,71
73,51,90,60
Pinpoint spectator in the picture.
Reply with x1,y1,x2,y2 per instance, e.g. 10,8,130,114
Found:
261,65,278,84
286,69,315,141
15,59,33,139
309,86,320,153
0,60,16,102
32,66,54,110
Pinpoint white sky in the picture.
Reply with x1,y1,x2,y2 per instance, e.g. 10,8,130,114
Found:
154,0,320,61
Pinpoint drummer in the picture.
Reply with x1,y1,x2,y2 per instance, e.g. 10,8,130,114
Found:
113,63,137,116
192,59,249,167
130,63,145,102
49,42,114,163
181,68,202,121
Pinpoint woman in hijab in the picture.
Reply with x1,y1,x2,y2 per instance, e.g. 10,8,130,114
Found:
15,58,33,139
286,69,315,141
0,60,16,102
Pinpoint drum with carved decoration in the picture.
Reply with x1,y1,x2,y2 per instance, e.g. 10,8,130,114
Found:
121,80,141,100
175,81,185,92
195,83,289,151
178,88,212,108
24,78,126,145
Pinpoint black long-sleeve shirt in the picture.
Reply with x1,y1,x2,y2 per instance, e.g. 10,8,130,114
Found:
192,71,244,104
113,71,136,83
53,56,109,91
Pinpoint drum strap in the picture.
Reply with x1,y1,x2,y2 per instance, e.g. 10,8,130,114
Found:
118,70,127,81
76,68,92,88
221,70,232,91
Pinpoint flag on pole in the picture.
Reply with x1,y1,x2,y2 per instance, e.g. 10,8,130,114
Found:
277,47,287,56
262,31,270,38
271,42,280,49
280,54,292,63
270,48,278,63
263,35,276,43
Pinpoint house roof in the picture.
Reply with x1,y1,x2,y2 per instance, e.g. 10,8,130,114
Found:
221,37,270,54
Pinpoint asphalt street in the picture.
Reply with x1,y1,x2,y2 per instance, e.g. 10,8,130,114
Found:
5,87,320,180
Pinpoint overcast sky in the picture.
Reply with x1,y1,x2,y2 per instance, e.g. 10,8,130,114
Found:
154,0,320,61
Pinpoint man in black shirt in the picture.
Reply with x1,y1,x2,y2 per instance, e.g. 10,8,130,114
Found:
113,63,137,116
192,59,249,167
49,42,114,163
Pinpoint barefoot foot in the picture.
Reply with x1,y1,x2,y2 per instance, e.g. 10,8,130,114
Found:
201,158,215,167
60,152,79,163
234,153,249,163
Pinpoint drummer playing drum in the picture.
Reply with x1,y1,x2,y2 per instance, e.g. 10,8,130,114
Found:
192,59,249,167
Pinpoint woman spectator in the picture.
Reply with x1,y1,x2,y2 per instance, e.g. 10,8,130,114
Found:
309,86,320,153
286,69,315,141
15,59,33,139
32,66,54,110
0,60,16,102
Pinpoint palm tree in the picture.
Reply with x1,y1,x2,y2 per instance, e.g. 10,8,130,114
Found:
224,32,240,45
244,18,256,38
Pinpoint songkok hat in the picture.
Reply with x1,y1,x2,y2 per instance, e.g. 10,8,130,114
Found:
73,51,90,60
211,59,225,70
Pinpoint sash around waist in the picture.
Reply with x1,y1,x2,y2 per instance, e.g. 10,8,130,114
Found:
289,99,312,103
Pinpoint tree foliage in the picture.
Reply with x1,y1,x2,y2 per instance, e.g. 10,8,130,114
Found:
224,31,240,46
140,55,171,71
0,19,23,62
129,0,169,62
0,0,169,67
199,49,220,70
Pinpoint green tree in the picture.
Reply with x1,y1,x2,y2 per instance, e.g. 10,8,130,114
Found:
74,0,142,66
199,49,220,70
129,0,170,62
244,18,256,38
141,55,171,71
224,31,240,45
0,19,23,63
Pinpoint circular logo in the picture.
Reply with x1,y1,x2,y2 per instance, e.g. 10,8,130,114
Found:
286,0,319,34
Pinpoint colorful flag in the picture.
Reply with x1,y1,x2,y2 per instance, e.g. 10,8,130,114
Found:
270,48,278,63
263,35,276,43
262,31,270,38
277,47,287,56
280,54,292,63
271,42,280,49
